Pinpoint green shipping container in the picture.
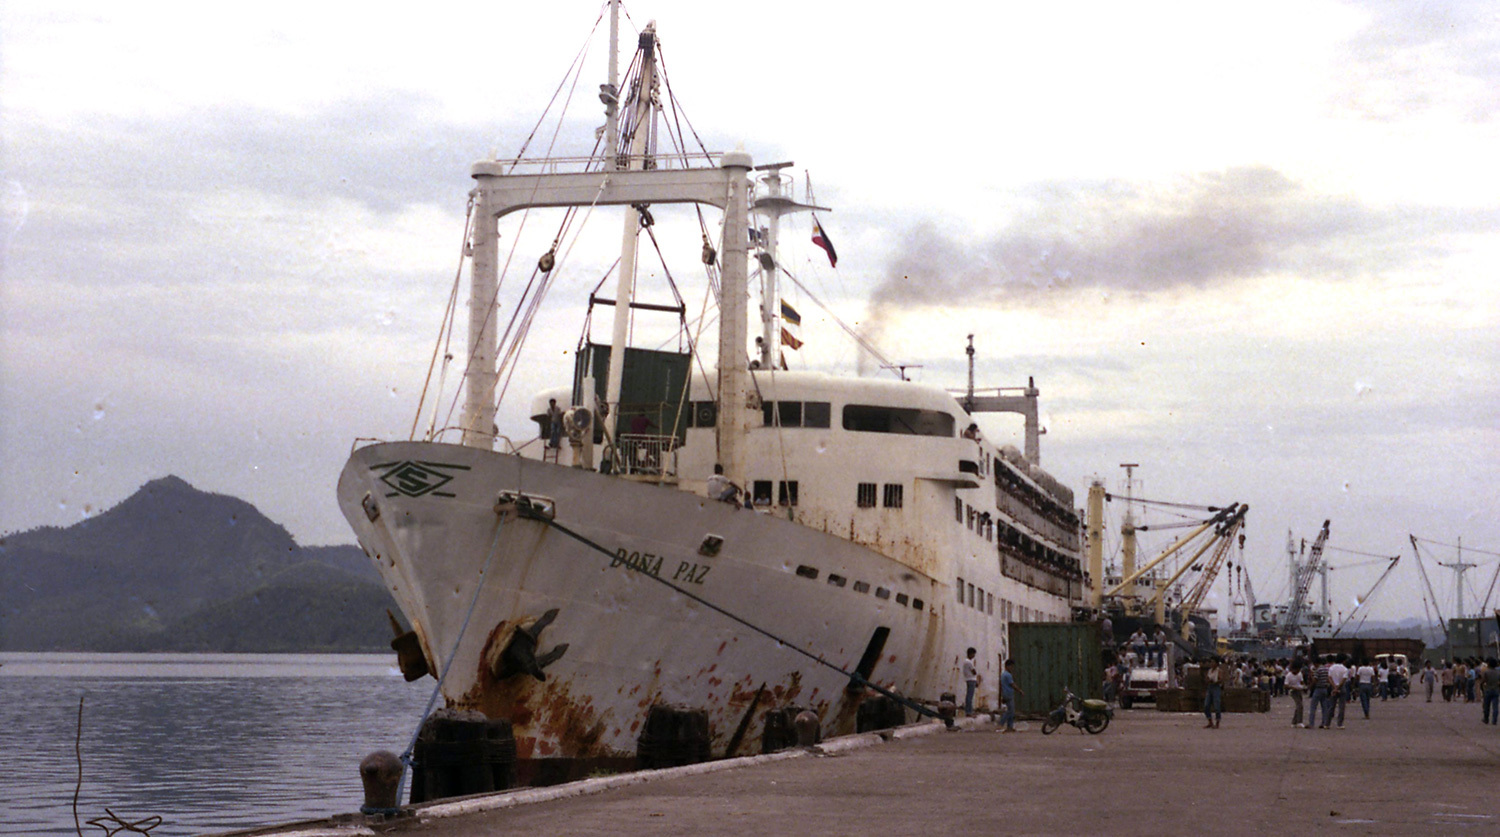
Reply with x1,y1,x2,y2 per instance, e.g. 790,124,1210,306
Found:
1008,622,1104,717
573,342,692,442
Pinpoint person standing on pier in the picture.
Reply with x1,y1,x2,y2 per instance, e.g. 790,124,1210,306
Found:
962,647,980,716
1328,654,1350,729
1309,657,1333,729
1420,661,1437,702
1481,658,1500,725
1286,660,1307,728
1203,657,1224,729
1355,658,1376,719
1000,659,1022,732
1441,661,1455,701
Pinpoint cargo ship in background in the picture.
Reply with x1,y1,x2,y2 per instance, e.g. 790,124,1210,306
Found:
336,1,1085,784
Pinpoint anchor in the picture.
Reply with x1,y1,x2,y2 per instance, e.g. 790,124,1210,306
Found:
494,608,569,681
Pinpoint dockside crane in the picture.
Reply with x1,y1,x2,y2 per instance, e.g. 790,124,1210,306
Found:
1280,520,1330,638
1331,551,1402,637
1177,507,1249,633
1102,501,1246,634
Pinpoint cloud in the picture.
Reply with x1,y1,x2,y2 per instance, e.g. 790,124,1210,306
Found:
1338,0,1500,121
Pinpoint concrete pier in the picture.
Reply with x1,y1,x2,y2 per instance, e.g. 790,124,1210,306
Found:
236,696,1499,836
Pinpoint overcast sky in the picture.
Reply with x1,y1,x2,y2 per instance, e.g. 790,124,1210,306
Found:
3,1,1497,628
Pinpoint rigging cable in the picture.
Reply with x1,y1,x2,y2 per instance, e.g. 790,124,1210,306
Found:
410,195,475,440
1411,536,1500,559
392,512,509,808
503,5,607,170
778,265,900,375
438,27,604,438
1409,536,1450,644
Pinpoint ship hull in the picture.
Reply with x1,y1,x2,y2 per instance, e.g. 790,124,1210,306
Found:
338,441,956,780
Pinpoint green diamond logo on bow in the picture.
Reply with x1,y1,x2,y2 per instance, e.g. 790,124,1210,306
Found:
377,461,457,498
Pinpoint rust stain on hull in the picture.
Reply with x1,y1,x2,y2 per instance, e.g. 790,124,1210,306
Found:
457,618,624,761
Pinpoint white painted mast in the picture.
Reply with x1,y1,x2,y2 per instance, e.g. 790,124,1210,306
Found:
717,152,753,485
460,190,500,447
752,164,827,369
602,21,658,450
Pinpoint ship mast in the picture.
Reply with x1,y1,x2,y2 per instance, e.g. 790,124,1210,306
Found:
752,163,826,369
1120,463,1139,604
602,20,658,447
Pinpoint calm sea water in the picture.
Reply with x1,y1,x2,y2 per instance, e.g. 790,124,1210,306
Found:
0,653,432,836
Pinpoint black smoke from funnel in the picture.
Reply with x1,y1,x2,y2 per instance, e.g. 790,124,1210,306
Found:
856,165,1444,362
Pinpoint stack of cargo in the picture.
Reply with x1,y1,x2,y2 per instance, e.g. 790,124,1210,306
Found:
1153,665,1269,713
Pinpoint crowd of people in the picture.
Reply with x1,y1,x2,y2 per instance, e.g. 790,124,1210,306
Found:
1192,653,1500,729
1099,637,1500,730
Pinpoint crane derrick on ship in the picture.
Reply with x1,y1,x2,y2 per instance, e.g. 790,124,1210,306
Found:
1080,465,1246,658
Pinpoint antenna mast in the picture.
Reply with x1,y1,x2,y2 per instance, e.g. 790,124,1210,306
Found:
1439,536,1478,621
965,335,976,412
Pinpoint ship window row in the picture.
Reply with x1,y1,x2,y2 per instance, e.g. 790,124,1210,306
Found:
996,519,1082,579
750,480,799,507
961,503,995,542
761,400,832,428
993,462,1080,529
955,576,996,616
857,482,904,509
691,399,958,440
961,501,1083,579
793,564,923,611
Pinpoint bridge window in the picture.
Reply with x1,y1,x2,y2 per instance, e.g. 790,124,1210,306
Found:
842,404,955,437
759,400,830,428
956,577,965,604
857,483,877,508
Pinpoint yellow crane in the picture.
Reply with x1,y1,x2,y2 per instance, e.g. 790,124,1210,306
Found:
1102,502,1248,638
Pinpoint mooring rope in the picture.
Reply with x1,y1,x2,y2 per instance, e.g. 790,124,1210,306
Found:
390,512,510,809
524,507,936,720
73,694,163,836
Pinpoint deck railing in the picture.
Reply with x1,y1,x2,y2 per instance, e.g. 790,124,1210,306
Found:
617,433,679,477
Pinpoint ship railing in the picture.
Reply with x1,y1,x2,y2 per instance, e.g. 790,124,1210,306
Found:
617,433,679,478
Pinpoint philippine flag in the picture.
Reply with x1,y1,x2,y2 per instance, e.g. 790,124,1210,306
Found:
811,216,838,268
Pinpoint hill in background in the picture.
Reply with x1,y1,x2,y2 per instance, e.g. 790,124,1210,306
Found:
0,476,396,652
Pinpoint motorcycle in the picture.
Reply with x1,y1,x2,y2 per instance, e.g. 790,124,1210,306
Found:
1041,687,1113,735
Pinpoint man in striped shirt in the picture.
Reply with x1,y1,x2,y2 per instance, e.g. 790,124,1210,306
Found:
1308,657,1334,730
